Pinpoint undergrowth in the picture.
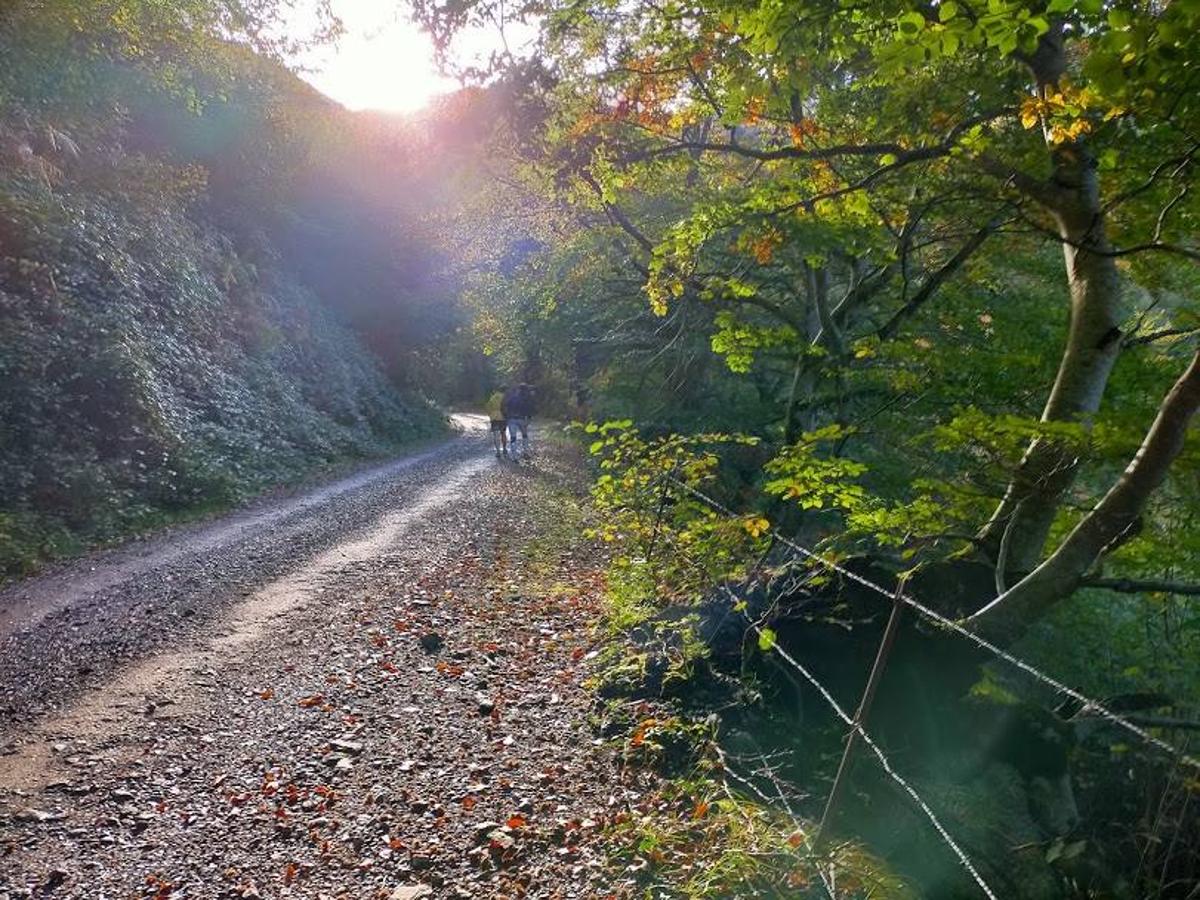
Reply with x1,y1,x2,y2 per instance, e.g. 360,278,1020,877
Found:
592,695,914,899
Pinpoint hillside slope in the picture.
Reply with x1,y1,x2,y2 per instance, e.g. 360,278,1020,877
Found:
0,10,447,578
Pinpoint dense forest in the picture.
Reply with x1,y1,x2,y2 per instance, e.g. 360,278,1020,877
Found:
2,0,1199,898
415,0,1200,895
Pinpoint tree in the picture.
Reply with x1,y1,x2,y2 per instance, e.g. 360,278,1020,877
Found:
417,0,1200,643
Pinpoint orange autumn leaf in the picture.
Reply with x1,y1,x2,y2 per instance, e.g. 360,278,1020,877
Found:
507,814,526,829
748,231,781,264
630,718,657,747
258,688,275,701
297,694,324,708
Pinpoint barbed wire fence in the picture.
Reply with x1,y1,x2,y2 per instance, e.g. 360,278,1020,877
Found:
666,474,1200,774
628,470,1200,898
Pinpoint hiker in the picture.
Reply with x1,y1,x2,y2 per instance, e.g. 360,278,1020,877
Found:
502,382,535,456
485,387,508,457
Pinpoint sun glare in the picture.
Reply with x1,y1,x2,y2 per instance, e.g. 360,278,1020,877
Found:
295,1,458,114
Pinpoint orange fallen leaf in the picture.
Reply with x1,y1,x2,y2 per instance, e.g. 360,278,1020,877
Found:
631,718,657,747
507,814,526,829
259,688,275,701
298,694,325,708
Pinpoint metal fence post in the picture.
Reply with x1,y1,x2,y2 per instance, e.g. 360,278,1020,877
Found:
815,578,907,847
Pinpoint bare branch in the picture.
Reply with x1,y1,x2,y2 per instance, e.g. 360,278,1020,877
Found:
876,216,1003,340
1125,326,1200,347
1081,577,1200,597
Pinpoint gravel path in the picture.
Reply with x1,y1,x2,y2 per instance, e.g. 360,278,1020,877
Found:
0,426,628,899
0,417,491,724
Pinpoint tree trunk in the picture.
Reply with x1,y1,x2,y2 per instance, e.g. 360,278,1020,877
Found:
978,32,1126,573
783,263,832,443
969,348,1200,644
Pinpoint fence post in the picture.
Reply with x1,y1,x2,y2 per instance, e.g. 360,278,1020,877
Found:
815,577,907,848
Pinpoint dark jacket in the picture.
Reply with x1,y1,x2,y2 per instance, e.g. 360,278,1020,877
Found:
501,385,534,419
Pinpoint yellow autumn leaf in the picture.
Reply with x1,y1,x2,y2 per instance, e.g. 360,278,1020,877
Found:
744,516,770,538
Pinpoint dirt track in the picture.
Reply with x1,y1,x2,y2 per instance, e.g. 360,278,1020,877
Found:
0,422,629,899
0,418,495,723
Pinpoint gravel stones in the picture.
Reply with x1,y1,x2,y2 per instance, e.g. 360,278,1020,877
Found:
0,436,628,898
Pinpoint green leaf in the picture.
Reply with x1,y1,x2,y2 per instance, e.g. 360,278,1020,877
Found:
897,10,926,34
1062,840,1087,861
1108,8,1132,29
757,627,777,651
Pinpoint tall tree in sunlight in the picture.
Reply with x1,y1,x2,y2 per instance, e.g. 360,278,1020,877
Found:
415,0,1200,642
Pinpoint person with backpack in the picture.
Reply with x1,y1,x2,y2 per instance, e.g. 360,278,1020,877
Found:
485,387,509,457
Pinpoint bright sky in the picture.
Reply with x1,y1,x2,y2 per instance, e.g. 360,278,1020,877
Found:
293,1,460,114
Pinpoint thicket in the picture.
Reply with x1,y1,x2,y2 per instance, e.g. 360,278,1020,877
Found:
415,0,1200,895
0,3,451,578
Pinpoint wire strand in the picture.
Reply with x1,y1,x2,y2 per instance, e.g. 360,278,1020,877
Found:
666,475,1200,773
715,581,999,900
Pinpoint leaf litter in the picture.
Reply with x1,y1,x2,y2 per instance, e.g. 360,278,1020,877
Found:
0,441,645,898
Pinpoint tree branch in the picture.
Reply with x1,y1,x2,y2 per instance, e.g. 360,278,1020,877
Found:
974,153,1063,208
876,216,1003,340
968,347,1200,644
1080,577,1200,597
1125,326,1200,347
